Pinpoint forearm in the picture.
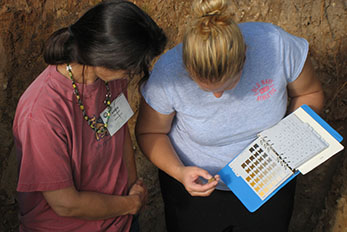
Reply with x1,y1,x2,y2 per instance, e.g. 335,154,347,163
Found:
136,133,185,181
123,126,138,188
43,187,140,220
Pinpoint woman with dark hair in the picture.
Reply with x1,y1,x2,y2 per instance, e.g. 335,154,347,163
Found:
12,0,166,231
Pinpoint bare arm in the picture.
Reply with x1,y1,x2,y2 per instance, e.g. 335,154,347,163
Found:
123,126,138,189
135,98,219,196
42,181,146,220
135,99,182,180
287,55,324,113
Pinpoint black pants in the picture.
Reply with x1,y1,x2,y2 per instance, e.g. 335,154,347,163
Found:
159,170,296,232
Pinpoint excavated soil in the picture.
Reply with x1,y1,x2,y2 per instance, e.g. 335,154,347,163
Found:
0,0,346,231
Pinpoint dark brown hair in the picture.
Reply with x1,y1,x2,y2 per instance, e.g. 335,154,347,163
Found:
44,0,167,81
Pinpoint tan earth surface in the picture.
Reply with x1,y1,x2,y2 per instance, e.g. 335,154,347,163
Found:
0,1,346,231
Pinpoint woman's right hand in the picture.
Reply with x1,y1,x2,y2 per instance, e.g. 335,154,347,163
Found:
128,179,147,215
177,166,220,197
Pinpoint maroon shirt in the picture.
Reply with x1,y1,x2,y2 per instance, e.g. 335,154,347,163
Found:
13,65,131,231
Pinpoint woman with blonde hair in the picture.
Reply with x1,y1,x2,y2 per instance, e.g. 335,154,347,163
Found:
136,0,323,231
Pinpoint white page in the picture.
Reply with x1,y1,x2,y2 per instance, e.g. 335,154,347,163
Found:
293,108,344,174
259,112,328,169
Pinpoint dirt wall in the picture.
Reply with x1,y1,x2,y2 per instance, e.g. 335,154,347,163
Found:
0,0,346,231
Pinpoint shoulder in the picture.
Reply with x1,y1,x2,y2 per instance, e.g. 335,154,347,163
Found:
15,66,72,128
17,66,52,115
148,43,187,86
239,22,284,33
158,43,183,62
152,43,184,74
240,22,306,42
239,22,282,41
240,22,308,60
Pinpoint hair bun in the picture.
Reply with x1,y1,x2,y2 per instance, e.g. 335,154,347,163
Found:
183,0,246,83
191,0,232,39
193,0,230,18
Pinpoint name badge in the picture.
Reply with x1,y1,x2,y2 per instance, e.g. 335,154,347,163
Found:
100,93,134,136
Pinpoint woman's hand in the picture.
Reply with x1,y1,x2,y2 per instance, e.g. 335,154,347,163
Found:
128,179,148,215
177,166,220,197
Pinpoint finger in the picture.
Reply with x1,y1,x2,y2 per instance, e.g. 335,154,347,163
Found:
135,184,146,193
189,187,216,197
212,175,221,183
206,175,220,184
129,183,146,195
208,177,216,183
188,179,218,192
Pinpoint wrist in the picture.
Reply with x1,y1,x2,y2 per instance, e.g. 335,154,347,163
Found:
127,194,141,215
172,165,185,184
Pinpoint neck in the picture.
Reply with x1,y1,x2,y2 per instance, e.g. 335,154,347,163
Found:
57,63,97,84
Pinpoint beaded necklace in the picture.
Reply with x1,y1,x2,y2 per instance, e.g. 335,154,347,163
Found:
66,64,112,140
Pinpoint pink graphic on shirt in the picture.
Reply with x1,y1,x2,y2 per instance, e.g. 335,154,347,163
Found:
252,79,277,101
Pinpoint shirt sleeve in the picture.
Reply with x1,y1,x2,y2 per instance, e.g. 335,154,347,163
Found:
141,55,176,115
15,117,73,192
275,25,309,83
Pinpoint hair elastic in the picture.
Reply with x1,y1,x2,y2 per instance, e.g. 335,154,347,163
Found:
203,13,218,17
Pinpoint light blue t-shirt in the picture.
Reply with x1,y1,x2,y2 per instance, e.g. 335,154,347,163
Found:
141,22,308,189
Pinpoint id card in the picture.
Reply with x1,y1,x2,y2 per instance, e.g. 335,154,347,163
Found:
100,93,134,136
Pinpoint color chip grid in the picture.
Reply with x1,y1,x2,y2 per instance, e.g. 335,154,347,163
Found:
229,140,293,200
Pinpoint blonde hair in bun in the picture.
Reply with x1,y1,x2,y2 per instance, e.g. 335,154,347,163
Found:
183,0,246,83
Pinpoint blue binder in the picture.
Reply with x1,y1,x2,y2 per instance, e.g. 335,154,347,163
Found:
218,105,344,212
